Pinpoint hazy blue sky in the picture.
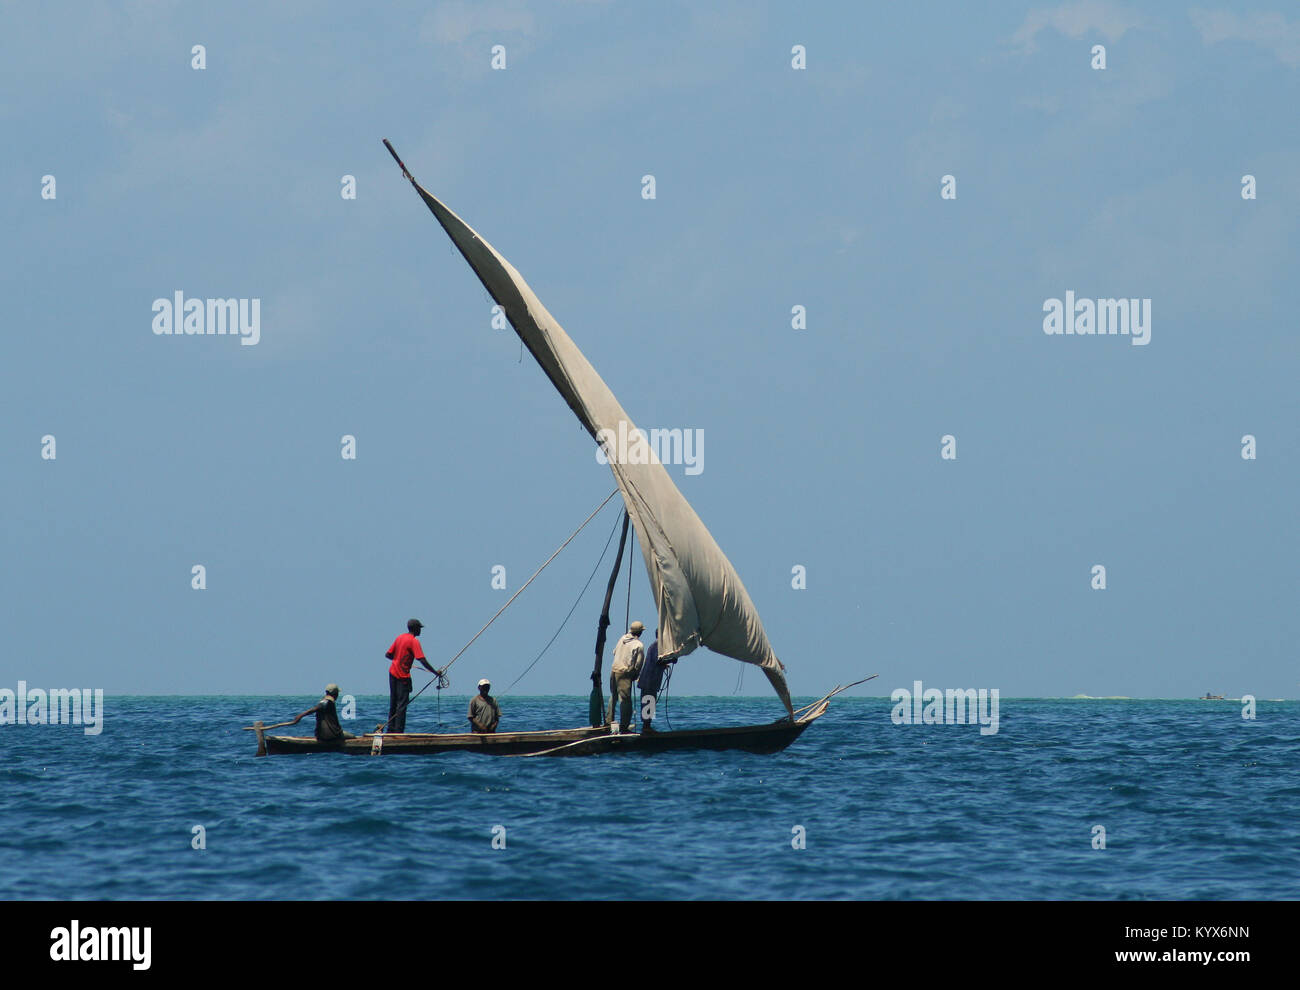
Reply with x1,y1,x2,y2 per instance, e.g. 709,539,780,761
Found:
2,1,1296,702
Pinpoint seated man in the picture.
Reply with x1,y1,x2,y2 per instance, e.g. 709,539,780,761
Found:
468,679,501,734
289,684,353,742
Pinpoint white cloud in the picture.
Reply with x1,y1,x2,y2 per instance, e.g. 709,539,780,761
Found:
1009,0,1145,54
1189,8,1300,67
420,1,537,45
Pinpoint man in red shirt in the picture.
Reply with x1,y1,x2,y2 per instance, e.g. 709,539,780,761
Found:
384,618,437,732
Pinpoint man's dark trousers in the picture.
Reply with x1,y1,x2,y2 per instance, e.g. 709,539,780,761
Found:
388,674,412,733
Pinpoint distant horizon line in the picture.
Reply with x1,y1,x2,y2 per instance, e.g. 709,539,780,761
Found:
65,693,1292,701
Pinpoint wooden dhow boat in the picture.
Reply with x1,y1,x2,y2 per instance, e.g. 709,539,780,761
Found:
253,141,873,757
253,689,858,757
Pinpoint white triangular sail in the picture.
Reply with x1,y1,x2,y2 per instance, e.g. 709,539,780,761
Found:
392,153,792,715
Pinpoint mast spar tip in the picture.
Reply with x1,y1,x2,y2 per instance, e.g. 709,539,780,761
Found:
382,138,412,181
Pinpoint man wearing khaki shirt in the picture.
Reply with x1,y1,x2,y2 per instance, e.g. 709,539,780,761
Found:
607,621,646,733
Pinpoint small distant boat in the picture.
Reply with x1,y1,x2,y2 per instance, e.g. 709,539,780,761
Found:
253,141,871,758
1200,692,1226,700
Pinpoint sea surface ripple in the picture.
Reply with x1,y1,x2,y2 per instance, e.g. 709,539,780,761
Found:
1,696,1296,900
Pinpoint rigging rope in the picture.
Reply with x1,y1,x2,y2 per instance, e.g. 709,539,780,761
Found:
660,661,674,731
377,488,620,732
501,509,622,696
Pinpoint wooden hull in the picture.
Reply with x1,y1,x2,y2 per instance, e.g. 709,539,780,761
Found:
257,703,828,758
515,716,816,757
259,724,607,756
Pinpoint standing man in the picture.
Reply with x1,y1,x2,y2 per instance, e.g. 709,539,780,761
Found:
637,627,672,732
287,684,353,742
385,618,437,733
468,678,501,734
608,620,646,733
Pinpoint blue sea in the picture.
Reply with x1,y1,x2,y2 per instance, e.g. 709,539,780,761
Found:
2,696,1297,900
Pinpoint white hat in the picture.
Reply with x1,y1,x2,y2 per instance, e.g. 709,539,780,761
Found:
478,678,491,687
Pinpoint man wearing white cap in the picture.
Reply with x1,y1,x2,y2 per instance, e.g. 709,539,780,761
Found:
607,621,646,733
468,678,501,734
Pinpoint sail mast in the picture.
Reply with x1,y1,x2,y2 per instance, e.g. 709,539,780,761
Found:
590,511,631,726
